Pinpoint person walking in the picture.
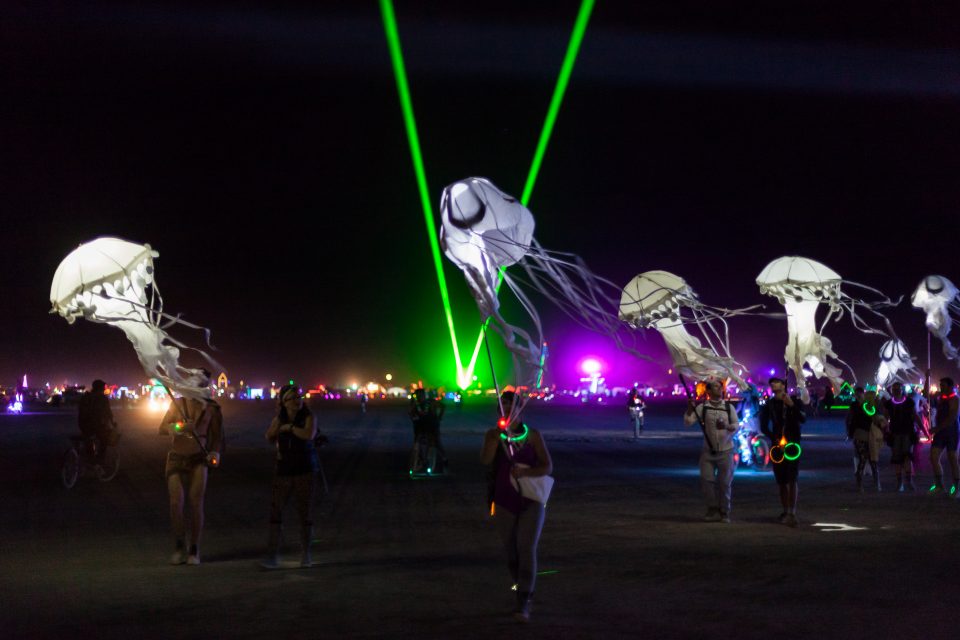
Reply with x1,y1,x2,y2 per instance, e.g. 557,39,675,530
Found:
759,377,805,525
884,382,922,491
158,371,223,565
684,379,739,523
929,378,960,496
480,390,553,623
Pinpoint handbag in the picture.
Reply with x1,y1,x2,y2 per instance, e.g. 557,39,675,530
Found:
512,465,555,505
502,436,555,505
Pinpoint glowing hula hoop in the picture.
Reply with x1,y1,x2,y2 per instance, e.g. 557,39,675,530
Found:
769,446,785,464
783,442,802,461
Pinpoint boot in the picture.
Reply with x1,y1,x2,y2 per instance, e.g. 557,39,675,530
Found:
170,537,186,565
261,523,282,569
299,524,313,568
514,591,533,622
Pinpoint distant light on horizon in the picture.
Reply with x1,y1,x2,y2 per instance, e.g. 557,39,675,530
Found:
581,358,601,375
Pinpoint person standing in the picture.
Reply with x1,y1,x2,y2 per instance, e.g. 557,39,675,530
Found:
759,377,805,526
846,387,878,491
929,378,960,495
684,379,739,523
263,384,319,568
884,382,922,491
158,371,223,565
480,390,553,623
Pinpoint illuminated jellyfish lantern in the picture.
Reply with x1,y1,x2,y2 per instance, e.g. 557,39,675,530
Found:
619,270,748,389
439,178,541,370
756,257,847,403
911,275,960,362
50,237,217,400
876,339,922,388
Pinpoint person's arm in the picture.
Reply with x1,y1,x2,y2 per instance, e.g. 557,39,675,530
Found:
480,428,499,465
158,402,179,435
513,430,553,478
759,404,772,439
290,413,316,441
683,403,700,427
725,405,739,431
265,416,282,443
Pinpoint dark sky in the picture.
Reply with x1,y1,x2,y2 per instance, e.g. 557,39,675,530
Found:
3,1,960,390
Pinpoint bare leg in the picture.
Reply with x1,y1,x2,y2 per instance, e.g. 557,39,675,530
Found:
948,451,960,488
930,446,944,482
167,472,187,564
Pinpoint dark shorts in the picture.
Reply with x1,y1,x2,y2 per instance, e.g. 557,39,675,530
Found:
889,434,914,464
772,458,799,485
932,426,960,452
165,451,206,478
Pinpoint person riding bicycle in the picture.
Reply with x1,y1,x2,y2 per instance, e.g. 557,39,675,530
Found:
77,379,117,465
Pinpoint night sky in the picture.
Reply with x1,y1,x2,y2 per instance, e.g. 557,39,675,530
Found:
4,1,960,390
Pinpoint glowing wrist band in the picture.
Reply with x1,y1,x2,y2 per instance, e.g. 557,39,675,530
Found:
863,403,876,416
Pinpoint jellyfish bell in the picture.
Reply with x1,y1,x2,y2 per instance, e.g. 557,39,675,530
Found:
756,256,846,402
439,177,534,298
911,275,960,361
876,339,922,388
620,270,747,389
50,237,218,400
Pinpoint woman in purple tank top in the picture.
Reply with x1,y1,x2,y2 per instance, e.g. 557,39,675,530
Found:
480,390,553,623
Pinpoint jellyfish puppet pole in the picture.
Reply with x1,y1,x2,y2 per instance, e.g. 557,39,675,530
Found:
483,326,504,418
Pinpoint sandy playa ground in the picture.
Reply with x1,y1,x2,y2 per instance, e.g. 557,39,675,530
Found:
1,398,958,639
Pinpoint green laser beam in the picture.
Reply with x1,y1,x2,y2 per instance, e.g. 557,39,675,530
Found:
380,0,465,381
381,0,595,388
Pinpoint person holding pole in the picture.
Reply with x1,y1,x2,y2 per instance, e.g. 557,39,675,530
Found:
683,377,739,523
158,370,223,565
480,390,553,623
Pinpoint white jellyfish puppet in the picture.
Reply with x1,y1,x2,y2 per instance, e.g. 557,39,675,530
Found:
619,270,750,390
876,339,923,388
439,177,653,418
911,275,960,362
756,256,900,403
50,237,220,400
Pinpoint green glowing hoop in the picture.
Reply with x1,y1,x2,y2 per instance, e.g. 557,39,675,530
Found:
783,442,802,461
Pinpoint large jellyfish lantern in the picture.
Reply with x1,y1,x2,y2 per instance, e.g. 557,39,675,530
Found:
876,339,923,388
619,270,749,389
756,256,899,402
50,237,219,399
439,178,650,400
911,275,960,362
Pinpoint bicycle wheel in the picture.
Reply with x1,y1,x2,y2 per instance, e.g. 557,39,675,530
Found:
98,447,120,482
752,440,770,471
61,448,80,489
